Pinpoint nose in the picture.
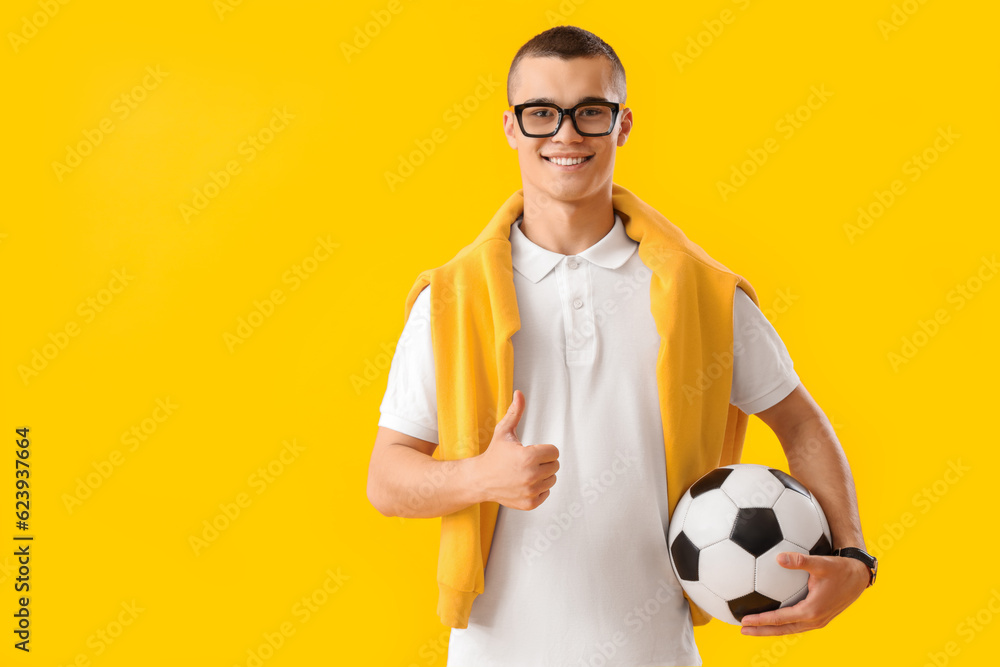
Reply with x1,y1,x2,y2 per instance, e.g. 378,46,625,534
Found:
551,111,584,143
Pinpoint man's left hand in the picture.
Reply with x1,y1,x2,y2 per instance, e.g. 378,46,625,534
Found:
739,551,869,636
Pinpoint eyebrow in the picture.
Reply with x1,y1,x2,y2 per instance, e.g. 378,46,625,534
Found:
521,95,612,105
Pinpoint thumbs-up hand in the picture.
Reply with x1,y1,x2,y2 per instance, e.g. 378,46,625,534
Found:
474,389,560,510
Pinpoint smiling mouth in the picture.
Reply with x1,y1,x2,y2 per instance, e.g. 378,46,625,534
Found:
543,155,594,166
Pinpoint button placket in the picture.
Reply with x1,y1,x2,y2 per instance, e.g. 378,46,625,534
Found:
555,257,595,365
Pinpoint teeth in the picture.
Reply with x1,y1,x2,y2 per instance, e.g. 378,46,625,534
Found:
547,156,590,166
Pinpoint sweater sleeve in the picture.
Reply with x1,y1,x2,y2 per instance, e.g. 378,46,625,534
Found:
730,287,800,414
377,285,440,444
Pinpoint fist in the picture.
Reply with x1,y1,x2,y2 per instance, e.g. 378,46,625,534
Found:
475,389,560,510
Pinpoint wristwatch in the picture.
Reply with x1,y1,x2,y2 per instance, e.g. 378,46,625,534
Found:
833,547,877,588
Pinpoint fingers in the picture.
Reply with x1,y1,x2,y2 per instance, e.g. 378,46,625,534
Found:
740,621,812,636
740,601,806,629
530,443,560,462
741,603,828,636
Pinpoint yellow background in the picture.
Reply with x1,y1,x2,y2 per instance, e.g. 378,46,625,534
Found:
2,0,998,664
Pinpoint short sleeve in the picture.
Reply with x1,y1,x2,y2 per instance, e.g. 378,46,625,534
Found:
377,285,439,443
730,287,800,414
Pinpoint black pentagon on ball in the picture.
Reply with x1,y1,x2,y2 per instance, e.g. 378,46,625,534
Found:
730,507,783,557
810,533,833,556
729,591,781,621
768,468,811,498
690,468,734,498
670,531,700,581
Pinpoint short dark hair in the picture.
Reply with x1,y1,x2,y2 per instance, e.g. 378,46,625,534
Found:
506,25,627,107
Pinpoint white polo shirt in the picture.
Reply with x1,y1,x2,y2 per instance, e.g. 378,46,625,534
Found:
379,213,800,667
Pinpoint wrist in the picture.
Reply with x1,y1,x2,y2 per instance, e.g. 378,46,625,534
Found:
842,554,870,587
460,455,490,506
832,546,878,588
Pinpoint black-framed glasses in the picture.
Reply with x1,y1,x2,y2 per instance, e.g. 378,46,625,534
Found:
509,101,622,138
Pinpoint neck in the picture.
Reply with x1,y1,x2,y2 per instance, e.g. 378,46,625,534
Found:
519,184,615,255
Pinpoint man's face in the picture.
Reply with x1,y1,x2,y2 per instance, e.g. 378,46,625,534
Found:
504,55,632,206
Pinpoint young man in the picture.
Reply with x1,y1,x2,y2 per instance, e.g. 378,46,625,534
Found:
367,25,874,666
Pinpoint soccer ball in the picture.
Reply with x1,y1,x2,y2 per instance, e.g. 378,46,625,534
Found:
667,463,833,625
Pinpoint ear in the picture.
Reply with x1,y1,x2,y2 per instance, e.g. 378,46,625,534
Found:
616,107,633,147
503,110,519,150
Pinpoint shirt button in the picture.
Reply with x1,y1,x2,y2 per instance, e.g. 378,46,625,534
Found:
573,298,583,309
567,258,579,269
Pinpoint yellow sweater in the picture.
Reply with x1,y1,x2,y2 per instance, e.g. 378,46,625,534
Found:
402,182,759,629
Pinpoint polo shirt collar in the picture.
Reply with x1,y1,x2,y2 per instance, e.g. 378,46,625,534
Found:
511,212,636,283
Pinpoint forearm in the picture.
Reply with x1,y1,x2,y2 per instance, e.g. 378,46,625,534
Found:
369,444,482,519
781,417,865,550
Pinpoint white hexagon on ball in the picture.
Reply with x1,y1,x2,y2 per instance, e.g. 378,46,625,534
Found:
721,464,785,508
682,489,738,549
772,489,824,550
699,540,756,600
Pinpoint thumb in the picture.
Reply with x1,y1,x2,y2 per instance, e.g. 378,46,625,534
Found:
777,551,815,571
496,389,525,441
